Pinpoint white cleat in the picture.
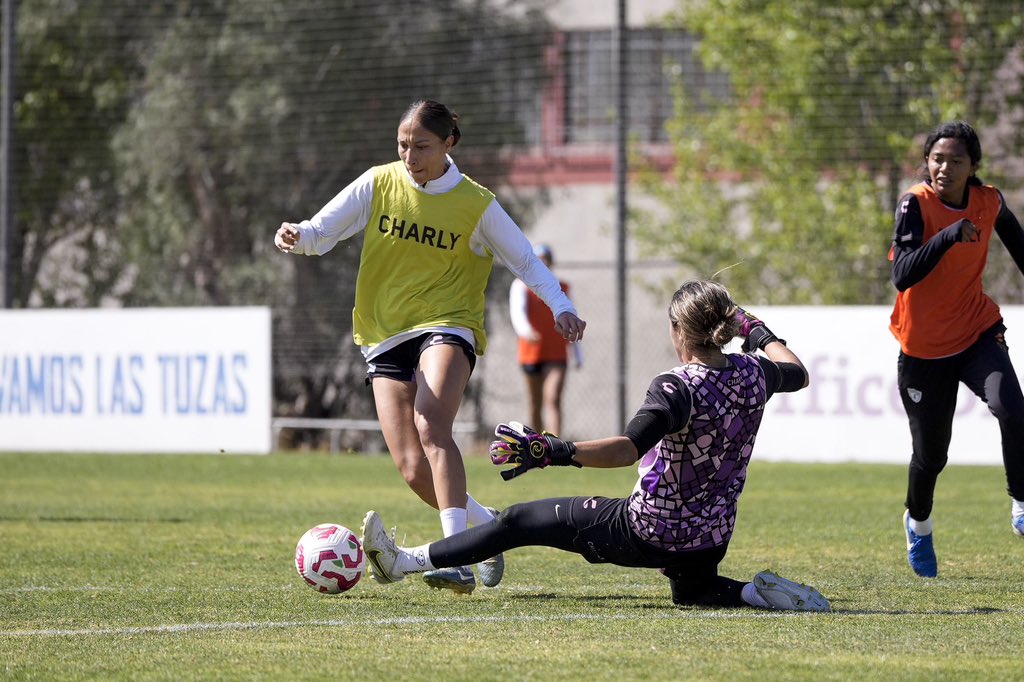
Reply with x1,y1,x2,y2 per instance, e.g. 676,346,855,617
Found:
753,570,830,612
477,507,505,588
360,510,403,585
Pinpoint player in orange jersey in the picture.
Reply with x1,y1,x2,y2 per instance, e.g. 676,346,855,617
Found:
509,244,582,436
889,121,1024,577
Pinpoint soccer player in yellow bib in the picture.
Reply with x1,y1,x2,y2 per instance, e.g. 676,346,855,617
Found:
275,100,586,594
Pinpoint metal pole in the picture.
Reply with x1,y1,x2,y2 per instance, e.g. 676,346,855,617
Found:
0,0,14,309
614,0,628,427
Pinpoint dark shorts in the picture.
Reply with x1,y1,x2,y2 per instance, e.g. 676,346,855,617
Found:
521,361,567,375
366,332,476,383
560,496,647,565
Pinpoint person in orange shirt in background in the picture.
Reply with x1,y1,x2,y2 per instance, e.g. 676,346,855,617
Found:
889,121,1024,578
509,244,582,436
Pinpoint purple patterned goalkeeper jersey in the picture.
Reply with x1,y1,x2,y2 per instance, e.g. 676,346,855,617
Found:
626,353,772,552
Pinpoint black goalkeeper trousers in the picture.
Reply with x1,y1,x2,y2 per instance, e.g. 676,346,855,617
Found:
898,323,1024,520
427,496,746,607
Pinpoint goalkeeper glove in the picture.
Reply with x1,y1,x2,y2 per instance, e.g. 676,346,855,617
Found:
736,307,784,352
489,421,581,481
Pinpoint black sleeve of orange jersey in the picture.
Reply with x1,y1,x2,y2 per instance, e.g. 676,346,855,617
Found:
890,194,963,291
622,373,692,456
994,194,1024,276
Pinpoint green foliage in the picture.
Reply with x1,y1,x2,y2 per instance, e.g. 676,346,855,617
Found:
8,1,550,426
105,0,551,425
107,0,551,310
112,3,298,307
10,2,166,306
637,0,1024,304
2,453,1023,680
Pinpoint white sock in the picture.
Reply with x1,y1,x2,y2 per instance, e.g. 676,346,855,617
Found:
1012,498,1024,520
439,507,468,538
395,543,435,575
466,494,497,526
909,516,933,536
741,582,770,609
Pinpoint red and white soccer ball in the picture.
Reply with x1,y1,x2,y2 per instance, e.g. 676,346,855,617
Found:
294,523,365,594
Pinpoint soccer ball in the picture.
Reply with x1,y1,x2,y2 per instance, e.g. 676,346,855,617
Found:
294,523,365,594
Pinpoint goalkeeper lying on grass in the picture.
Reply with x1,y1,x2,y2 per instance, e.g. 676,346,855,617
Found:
362,279,829,611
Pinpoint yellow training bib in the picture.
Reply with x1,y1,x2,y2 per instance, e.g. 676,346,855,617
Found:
352,161,496,353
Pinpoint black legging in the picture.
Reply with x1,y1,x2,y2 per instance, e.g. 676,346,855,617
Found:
427,496,747,607
427,497,608,567
899,324,1024,520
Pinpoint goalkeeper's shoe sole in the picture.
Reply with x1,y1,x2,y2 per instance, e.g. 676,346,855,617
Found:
360,510,403,585
423,566,476,594
753,571,830,612
477,507,505,588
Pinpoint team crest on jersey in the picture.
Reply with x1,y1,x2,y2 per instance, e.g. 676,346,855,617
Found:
907,388,923,403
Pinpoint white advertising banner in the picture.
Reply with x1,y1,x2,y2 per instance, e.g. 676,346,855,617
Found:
747,305,1024,464
0,308,272,454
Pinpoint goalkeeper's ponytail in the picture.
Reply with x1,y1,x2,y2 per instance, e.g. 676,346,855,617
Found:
668,280,741,349
709,313,742,347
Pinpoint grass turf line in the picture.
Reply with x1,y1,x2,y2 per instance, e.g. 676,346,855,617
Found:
1,452,1022,681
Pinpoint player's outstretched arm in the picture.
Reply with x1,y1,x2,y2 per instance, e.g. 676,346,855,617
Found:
490,422,638,480
570,436,639,468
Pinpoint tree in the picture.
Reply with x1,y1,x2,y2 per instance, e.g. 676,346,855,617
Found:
634,0,1024,304
108,0,552,437
6,2,176,306
8,1,551,442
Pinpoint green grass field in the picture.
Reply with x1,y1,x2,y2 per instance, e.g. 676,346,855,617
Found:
1,452,1022,681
